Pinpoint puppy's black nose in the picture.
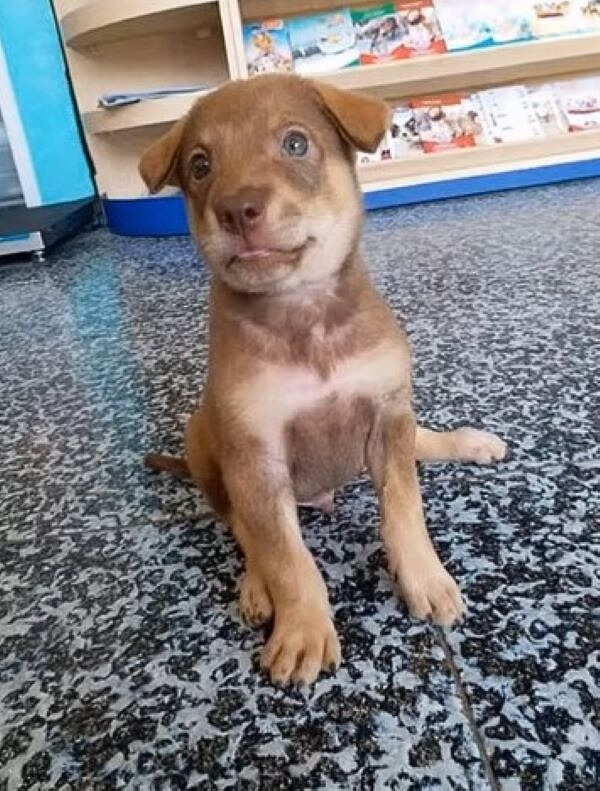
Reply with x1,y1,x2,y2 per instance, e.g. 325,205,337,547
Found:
214,186,269,235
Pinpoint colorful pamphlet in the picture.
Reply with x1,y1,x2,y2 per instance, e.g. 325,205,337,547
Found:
525,84,569,136
352,4,406,64
395,1,447,56
432,0,493,51
580,0,600,31
485,1,534,44
529,1,589,37
553,77,600,130
411,93,484,152
243,19,293,77
353,2,446,62
477,86,546,144
390,106,425,156
288,10,360,74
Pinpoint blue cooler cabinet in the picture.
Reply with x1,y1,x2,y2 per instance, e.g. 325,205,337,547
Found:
0,1,97,259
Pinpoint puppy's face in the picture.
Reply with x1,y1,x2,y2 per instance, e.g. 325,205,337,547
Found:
139,75,389,294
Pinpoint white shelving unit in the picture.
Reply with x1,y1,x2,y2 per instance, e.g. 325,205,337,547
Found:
53,0,232,197
52,0,600,232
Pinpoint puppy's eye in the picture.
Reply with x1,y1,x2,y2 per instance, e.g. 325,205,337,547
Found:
190,152,211,180
282,131,309,157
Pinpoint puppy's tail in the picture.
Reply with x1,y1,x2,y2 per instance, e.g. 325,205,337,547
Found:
145,452,190,479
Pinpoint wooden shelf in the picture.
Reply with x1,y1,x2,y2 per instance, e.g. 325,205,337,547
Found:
317,34,600,100
358,130,600,187
83,90,211,133
62,0,219,48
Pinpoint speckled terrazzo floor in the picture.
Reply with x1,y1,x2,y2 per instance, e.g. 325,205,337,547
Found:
1,179,599,790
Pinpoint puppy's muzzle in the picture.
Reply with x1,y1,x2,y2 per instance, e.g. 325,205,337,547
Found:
214,185,270,237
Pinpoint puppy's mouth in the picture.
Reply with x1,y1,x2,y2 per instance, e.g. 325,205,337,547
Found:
227,240,313,269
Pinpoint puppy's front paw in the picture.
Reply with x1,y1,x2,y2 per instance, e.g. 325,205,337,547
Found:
453,427,507,465
239,571,273,628
260,608,341,686
392,553,463,627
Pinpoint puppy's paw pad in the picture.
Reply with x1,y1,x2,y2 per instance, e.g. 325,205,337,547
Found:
239,572,273,628
454,428,507,464
260,611,340,686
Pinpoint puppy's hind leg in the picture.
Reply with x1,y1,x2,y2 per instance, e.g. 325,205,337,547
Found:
416,426,507,465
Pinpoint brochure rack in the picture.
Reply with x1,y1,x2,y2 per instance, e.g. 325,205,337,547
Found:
53,1,600,234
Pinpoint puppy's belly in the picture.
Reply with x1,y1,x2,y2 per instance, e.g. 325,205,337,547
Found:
285,394,375,501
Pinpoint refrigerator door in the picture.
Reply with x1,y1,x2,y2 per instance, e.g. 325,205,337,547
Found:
0,106,23,206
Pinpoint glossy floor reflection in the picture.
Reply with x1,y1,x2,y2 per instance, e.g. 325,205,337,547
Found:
1,179,599,789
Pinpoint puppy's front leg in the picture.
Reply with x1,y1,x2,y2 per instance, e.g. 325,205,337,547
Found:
369,409,463,626
224,446,340,685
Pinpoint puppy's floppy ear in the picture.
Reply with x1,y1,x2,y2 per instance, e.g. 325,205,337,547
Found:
138,117,186,193
312,81,390,153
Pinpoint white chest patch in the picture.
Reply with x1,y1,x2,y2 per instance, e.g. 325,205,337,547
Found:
228,342,409,442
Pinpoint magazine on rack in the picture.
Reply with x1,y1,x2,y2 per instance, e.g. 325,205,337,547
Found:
432,0,493,50
390,106,426,157
553,77,600,130
411,93,485,152
352,4,406,63
353,2,446,63
476,86,546,144
288,10,359,74
580,0,600,30
395,1,447,55
485,1,534,44
243,19,293,76
525,84,570,136
529,1,590,37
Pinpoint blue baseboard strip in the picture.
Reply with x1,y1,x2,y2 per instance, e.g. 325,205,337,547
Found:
363,156,600,211
104,157,600,236
103,195,188,236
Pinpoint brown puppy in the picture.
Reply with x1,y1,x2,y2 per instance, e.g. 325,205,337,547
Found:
139,74,506,686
